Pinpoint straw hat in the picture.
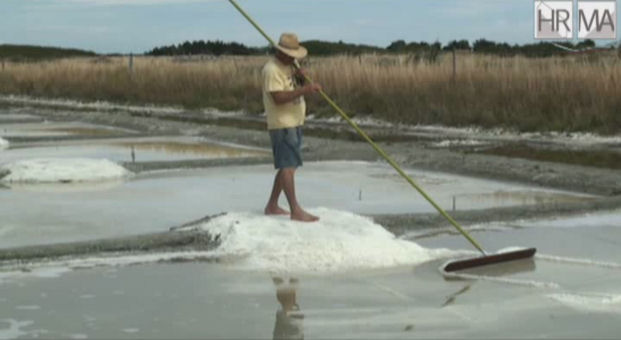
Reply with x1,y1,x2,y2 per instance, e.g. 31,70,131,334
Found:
275,33,307,59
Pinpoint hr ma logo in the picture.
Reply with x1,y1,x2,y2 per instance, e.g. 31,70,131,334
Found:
534,0,617,40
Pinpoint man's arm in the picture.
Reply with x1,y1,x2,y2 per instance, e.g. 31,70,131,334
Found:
270,83,322,105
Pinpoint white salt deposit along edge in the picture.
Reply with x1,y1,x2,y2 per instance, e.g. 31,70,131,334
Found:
193,207,458,274
0,251,215,284
0,94,183,115
0,137,8,150
0,158,132,183
0,209,457,281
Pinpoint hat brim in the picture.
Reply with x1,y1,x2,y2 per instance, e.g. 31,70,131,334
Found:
276,45,308,59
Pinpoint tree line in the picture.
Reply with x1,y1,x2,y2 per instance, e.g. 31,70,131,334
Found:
147,40,265,56
0,39,609,62
145,38,606,58
0,44,96,61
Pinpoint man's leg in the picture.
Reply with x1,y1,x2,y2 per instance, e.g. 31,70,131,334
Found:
265,169,289,215
280,167,319,222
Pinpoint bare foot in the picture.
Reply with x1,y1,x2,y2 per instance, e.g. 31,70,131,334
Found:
291,209,319,222
265,205,290,216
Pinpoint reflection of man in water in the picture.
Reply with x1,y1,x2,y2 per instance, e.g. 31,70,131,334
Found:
272,277,304,340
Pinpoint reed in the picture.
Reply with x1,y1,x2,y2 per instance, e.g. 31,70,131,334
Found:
1,53,619,133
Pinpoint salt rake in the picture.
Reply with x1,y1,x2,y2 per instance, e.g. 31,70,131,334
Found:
227,0,536,273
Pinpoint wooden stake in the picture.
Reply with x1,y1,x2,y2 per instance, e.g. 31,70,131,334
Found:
452,48,456,84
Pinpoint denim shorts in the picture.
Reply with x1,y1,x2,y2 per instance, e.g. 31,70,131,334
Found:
269,127,303,169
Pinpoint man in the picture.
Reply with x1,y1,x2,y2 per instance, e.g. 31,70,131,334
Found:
263,33,322,222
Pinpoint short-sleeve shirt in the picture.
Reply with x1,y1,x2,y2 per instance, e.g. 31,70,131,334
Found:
262,57,306,130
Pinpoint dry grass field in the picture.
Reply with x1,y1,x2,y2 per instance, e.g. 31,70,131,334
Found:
1,52,620,133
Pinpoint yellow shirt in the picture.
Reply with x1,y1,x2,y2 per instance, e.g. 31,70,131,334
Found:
262,57,306,130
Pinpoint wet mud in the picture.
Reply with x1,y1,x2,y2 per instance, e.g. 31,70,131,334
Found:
0,229,218,263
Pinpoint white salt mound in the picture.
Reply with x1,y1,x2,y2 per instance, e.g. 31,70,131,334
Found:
197,207,454,273
0,158,132,183
0,137,8,150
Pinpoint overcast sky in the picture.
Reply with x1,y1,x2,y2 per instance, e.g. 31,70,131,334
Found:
0,0,616,54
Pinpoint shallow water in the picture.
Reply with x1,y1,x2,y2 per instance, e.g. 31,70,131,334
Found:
0,162,593,249
0,121,135,137
0,175,619,338
1,253,620,339
413,212,621,263
1,136,269,164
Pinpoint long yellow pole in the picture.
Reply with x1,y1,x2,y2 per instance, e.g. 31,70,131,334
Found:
227,0,486,255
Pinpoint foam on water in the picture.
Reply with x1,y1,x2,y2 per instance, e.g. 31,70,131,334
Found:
0,158,132,183
0,137,8,150
548,293,621,313
195,208,455,273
